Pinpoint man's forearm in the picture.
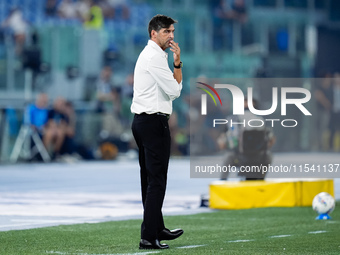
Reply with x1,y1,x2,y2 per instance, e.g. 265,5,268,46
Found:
173,68,182,84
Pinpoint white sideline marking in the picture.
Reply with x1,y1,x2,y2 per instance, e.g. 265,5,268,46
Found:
270,235,292,238
115,253,160,255
308,231,327,234
0,223,39,229
228,239,254,243
177,244,206,249
13,219,97,224
46,251,159,255
1,218,101,229
325,221,338,224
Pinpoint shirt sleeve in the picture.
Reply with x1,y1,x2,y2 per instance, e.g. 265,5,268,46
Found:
147,53,182,101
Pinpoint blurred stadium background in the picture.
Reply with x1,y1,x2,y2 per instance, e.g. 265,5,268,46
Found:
0,0,340,161
1,2,340,249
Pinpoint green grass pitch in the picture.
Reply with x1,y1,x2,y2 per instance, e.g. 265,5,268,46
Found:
1,203,339,255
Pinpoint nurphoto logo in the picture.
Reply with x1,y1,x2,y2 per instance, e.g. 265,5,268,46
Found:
197,82,312,128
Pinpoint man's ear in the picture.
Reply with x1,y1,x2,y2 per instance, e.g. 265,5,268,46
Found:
151,30,157,39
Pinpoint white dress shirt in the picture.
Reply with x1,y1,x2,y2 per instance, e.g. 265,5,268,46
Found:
131,40,183,115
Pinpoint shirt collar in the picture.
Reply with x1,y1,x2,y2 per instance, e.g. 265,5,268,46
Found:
148,40,168,58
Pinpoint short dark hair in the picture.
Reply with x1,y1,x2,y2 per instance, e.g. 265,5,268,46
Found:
148,14,177,38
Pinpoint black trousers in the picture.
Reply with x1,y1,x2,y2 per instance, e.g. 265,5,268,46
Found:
131,113,171,240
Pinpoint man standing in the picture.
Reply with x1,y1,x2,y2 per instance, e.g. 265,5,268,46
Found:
131,14,184,249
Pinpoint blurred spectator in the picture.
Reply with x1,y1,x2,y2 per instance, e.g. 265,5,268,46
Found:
95,65,123,138
119,73,134,126
228,0,248,23
20,93,51,161
168,112,189,156
93,67,133,158
107,0,130,20
58,0,78,19
330,73,340,151
101,87,123,136
211,0,232,51
45,0,59,17
58,99,76,155
97,83,127,157
1,7,29,56
96,66,116,112
27,93,50,134
45,97,68,157
121,72,133,99
97,0,115,20
84,0,104,29
314,72,333,150
60,100,95,160
211,0,248,50
43,97,94,160
76,0,91,21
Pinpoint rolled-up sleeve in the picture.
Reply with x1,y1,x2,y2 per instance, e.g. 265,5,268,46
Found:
147,54,182,101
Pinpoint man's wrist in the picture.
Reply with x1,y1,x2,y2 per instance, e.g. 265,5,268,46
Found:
173,61,183,69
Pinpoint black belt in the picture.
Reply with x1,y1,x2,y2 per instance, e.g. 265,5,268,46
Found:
138,112,170,119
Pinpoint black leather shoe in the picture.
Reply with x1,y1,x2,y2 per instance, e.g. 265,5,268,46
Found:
139,239,169,249
158,228,184,241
